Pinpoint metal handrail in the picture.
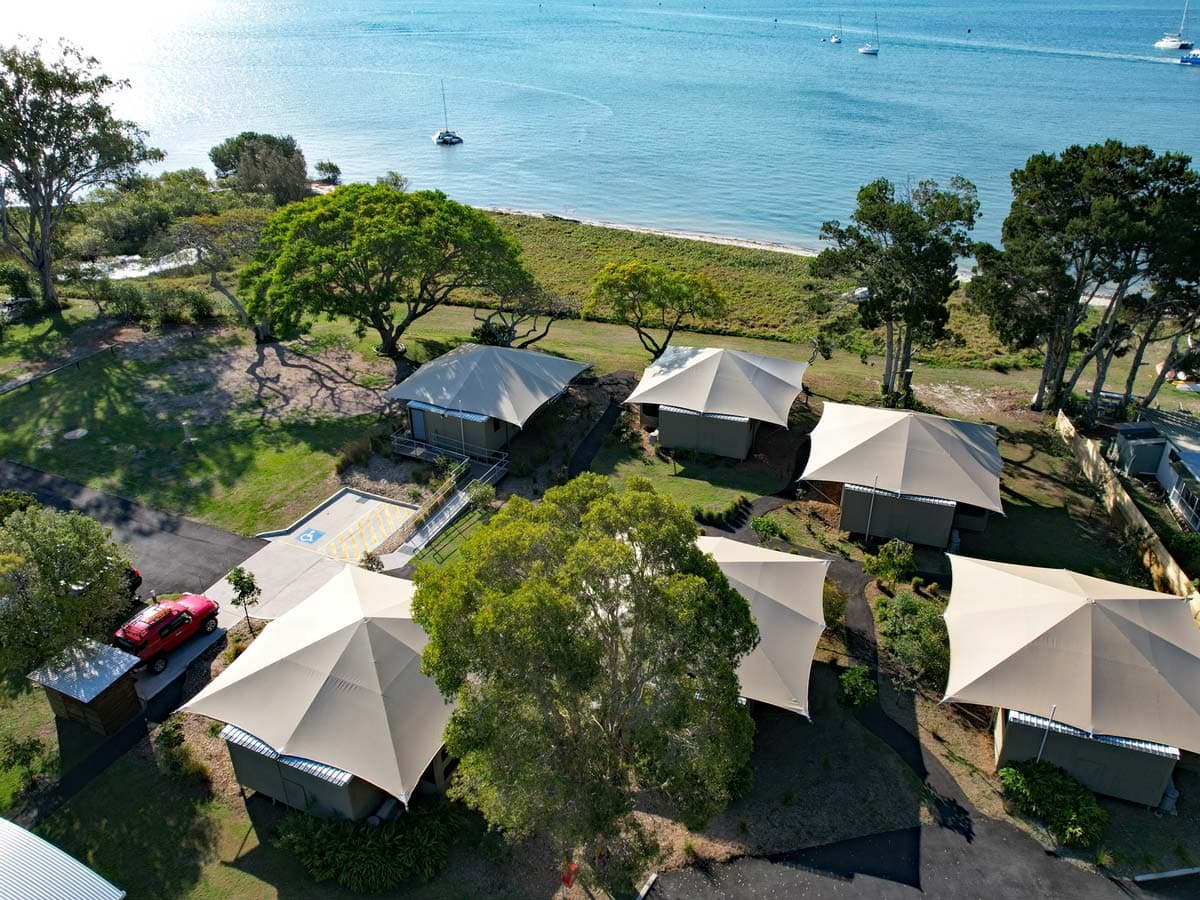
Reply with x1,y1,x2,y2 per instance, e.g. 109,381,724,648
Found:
388,458,471,547
390,429,509,466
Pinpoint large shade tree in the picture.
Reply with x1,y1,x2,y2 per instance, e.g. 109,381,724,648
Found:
413,474,758,870
812,177,979,405
968,141,1200,415
0,42,162,312
169,207,272,334
241,184,533,371
0,506,132,676
587,259,726,360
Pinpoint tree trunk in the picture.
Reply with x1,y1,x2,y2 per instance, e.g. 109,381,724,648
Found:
1030,339,1053,412
1122,324,1156,406
38,261,62,319
1141,334,1182,410
881,321,895,398
209,271,249,324
1086,350,1117,423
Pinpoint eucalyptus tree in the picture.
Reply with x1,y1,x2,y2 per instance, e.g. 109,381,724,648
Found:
812,177,979,406
0,42,162,312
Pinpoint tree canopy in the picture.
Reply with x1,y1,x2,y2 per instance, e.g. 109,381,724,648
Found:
412,474,758,865
241,184,533,369
210,132,310,205
169,207,271,331
586,259,726,360
968,141,1200,415
0,41,162,309
812,177,979,405
0,506,132,676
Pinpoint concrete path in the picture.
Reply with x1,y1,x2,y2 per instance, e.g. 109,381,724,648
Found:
203,541,346,626
568,398,622,477
0,460,264,597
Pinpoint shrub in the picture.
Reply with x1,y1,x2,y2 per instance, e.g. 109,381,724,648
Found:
359,550,384,573
0,261,34,300
999,760,1109,849
153,716,210,786
274,797,463,892
822,581,847,636
863,539,916,588
98,280,147,322
750,515,788,541
144,286,189,327
874,590,949,688
465,480,496,512
1165,529,1200,574
180,288,217,321
838,665,877,707
224,633,247,665
509,458,534,478
337,435,374,473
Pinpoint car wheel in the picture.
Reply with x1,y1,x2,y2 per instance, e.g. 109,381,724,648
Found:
149,655,168,675
203,616,218,634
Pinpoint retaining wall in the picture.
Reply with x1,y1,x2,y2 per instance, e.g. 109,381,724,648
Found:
1055,411,1200,622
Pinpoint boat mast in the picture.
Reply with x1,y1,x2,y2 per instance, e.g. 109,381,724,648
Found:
441,80,449,131
1183,0,1191,37
874,12,880,47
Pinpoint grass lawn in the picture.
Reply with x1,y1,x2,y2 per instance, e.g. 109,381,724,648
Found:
411,508,486,570
590,440,787,513
0,682,57,814
0,335,374,534
0,304,105,382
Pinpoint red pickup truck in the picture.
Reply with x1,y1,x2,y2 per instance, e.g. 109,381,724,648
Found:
112,594,220,674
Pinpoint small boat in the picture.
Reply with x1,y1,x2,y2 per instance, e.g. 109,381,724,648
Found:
1156,0,1194,49
831,14,843,44
433,80,463,146
1182,48,1200,64
859,13,880,55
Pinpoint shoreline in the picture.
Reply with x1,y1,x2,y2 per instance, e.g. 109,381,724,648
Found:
478,206,824,258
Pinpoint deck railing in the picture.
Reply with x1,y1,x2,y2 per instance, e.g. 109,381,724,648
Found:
390,430,509,467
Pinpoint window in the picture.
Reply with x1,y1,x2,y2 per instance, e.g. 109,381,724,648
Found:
159,612,192,637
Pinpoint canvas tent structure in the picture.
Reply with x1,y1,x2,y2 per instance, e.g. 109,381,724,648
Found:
28,640,142,736
698,536,828,717
0,816,125,900
185,566,453,817
800,403,1003,548
943,556,1200,804
384,343,590,458
626,346,808,460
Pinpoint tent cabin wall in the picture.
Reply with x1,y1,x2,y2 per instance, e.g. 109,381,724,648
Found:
655,407,757,460
40,675,142,737
994,710,1177,807
408,405,512,453
225,740,387,821
951,503,990,535
839,485,956,548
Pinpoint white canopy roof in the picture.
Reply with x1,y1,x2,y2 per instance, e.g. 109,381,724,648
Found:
801,402,1004,512
384,343,589,427
626,346,808,427
185,566,452,804
943,556,1200,751
699,536,828,716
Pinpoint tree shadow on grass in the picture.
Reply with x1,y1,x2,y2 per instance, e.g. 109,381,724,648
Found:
36,753,218,900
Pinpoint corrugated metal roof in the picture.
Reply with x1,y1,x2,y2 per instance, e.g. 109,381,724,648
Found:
0,816,125,900
659,404,750,424
26,640,141,703
220,724,355,786
1007,710,1181,760
843,482,957,508
407,399,490,423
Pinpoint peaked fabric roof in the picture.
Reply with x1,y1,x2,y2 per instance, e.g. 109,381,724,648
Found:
943,556,1200,751
699,536,828,717
384,343,589,427
185,567,452,804
626,346,808,427
801,402,1004,512
0,816,125,900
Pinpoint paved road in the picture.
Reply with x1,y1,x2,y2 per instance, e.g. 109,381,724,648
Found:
0,461,264,596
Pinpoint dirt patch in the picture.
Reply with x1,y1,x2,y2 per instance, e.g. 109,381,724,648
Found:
129,330,396,425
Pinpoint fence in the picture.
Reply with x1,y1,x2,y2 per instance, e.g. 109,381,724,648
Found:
1055,411,1200,621
386,458,471,549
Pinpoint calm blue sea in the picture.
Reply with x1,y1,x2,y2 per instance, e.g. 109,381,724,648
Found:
7,1,1200,245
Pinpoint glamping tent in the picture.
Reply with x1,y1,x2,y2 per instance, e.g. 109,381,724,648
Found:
943,556,1200,805
384,343,589,457
626,346,808,460
698,536,828,716
800,403,1003,548
185,567,453,818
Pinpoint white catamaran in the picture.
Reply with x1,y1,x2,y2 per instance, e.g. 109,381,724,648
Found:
858,14,880,55
1155,0,1193,50
831,15,843,44
433,80,463,146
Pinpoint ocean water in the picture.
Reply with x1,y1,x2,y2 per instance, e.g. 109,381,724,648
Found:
6,1,1200,246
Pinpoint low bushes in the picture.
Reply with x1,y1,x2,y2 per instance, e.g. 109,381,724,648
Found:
1164,528,1200,575
822,580,848,638
874,590,949,689
274,797,463,893
152,716,210,786
749,514,788,541
838,665,877,708
692,495,752,527
999,760,1109,849
863,539,916,589
89,279,219,328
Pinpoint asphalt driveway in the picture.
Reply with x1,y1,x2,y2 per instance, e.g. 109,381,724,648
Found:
0,461,264,597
